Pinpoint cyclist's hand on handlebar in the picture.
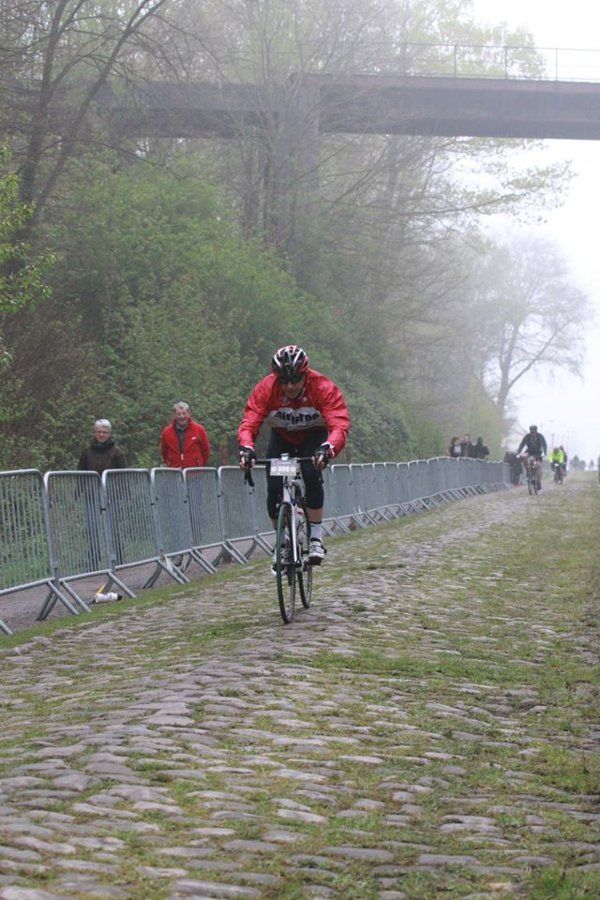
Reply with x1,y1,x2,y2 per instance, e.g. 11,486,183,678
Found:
239,446,256,470
313,442,333,470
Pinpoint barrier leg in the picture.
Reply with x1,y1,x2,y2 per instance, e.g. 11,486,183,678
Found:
37,589,54,620
142,563,162,589
106,572,137,598
159,556,189,584
211,546,231,567
429,493,446,507
37,583,80,620
254,534,273,554
330,517,351,534
223,540,252,564
0,617,13,635
190,549,218,575
60,582,92,613
350,513,370,528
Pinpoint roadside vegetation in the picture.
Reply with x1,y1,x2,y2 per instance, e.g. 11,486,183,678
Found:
0,1,589,469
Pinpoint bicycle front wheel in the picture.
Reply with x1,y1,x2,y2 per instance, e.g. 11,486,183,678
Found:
297,503,313,609
276,502,296,624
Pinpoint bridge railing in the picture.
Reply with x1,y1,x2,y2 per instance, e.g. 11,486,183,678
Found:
360,42,600,82
0,458,510,635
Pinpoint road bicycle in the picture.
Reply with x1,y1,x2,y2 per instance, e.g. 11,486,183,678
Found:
522,455,539,495
552,461,564,485
245,455,314,624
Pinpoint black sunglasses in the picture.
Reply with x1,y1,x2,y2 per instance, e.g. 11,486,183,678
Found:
279,373,304,384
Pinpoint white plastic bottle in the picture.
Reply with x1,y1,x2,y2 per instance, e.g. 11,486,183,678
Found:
93,591,122,603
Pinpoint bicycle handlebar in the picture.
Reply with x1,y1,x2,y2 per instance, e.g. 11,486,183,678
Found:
243,455,323,488
254,456,315,464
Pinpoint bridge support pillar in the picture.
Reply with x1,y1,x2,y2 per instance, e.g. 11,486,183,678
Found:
267,79,321,266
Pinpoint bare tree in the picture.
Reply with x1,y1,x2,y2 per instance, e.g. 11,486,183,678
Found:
474,236,590,418
1,0,170,233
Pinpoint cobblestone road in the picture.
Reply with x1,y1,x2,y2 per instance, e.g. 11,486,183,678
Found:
0,480,598,898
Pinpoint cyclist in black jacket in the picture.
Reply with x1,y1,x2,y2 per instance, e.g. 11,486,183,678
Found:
517,425,548,491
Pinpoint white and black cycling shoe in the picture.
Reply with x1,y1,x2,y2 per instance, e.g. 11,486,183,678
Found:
308,538,326,565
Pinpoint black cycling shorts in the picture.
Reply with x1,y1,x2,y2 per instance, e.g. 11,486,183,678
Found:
265,428,327,518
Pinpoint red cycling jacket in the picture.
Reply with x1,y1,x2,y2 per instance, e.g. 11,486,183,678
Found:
161,419,211,469
237,369,350,456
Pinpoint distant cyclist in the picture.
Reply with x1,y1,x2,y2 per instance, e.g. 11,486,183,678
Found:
517,425,548,491
548,446,565,482
238,345,350,567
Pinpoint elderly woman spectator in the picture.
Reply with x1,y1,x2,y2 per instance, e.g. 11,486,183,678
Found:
78,419,127,474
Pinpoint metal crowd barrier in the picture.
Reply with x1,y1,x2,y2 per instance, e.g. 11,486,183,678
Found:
0,458,510,635
397,463,411,510
252,465,277,537
150,468,194,585
41,471,129,618
329,464,366,529
103,468,182,590
218,465,270,563
0,470,77,632
184,468,222,573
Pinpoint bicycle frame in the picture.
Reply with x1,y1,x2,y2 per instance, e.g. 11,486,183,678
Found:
266,454,312,566
521,455,538,494
247,453,316,623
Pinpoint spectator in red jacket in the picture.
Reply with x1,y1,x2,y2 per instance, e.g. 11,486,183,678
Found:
160,402,211,469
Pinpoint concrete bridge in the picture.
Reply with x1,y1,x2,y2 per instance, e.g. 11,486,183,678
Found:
102,73,600,141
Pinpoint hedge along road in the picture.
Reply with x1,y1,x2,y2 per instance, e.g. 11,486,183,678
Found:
0,476,598,900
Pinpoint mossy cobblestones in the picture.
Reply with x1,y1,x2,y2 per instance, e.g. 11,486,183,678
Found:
0,478,598,898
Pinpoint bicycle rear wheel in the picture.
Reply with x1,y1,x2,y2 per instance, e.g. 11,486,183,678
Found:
276,502,295,624
297,502,313,609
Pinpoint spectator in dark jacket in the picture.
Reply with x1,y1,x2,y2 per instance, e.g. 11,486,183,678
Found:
461,433,474,458
78,419,127,474
504,450,522,485
473,437,489,459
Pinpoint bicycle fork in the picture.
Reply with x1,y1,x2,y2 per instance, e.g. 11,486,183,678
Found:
290,499,300,569
291,495,311,571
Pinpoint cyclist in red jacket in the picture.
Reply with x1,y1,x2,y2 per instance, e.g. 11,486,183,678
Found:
238,345,350,565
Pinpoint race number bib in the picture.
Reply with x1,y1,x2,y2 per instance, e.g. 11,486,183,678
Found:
270,459,298,477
